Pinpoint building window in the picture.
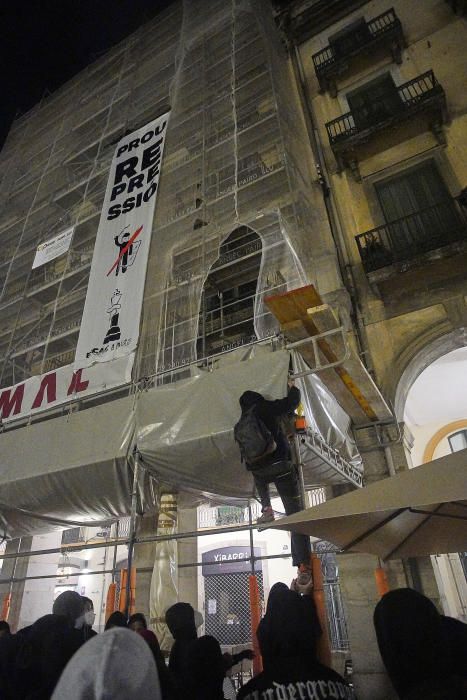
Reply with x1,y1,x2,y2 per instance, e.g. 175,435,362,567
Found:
448,429,467,453
328,17,371,58
346,73,402,131
197,226,262,358
374,161,460,252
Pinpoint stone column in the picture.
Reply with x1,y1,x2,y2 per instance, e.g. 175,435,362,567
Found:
0,537,32,632
133,514,159,621
18,531,62,629
335,434,440,698
177,501,198,611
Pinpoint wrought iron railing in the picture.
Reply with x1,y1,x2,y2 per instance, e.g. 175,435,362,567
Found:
326,71,444,145
355,199,467,273
312,8,402,76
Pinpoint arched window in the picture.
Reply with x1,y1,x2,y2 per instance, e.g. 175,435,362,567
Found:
448,429,467,453
197,226,262,358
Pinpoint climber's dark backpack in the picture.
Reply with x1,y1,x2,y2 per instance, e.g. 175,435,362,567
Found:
234,405,277,467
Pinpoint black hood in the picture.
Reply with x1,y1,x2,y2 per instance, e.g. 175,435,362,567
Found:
165,602,197,641
185,635,225,700
257,586,321,669
374,588,450,697
239,390,263,410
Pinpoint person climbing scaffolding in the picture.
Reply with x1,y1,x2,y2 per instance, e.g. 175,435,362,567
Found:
235,376,312,588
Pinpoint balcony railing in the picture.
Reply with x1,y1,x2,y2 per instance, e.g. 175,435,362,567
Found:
355,199,467,274
312,8,404,94
326,71,445,147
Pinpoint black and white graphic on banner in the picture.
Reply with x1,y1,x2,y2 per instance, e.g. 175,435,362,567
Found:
104,289,122,344
110,226,141,276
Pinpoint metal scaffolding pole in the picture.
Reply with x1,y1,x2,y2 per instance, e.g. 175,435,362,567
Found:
124,449,141,619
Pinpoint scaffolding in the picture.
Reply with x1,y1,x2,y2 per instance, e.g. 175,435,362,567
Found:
0,0,331,389
0,491,350,653
0,0,361,656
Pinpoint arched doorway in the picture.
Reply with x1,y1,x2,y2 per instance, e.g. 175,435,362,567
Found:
197,226,262,359
400,342,467,621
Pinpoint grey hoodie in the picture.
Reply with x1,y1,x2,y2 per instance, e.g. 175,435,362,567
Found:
51,627,162,700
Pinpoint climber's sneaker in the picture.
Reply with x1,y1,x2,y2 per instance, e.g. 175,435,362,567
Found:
256,507,275,525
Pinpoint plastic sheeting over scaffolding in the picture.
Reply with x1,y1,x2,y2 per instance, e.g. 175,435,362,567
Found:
0,343,361,538
0,395,157,540
135,0,333,381
136,345,362,499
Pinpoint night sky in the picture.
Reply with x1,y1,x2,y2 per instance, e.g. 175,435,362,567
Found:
0,1,173,150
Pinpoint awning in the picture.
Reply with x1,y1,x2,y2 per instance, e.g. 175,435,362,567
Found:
265,449,467,559
0,395,157,539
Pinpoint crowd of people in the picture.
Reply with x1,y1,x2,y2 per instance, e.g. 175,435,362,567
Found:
0,584,465,699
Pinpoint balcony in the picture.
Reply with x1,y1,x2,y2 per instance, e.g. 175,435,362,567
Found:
312,9,405,95
444,0,467,15
355,199,467,275
326,71,447,179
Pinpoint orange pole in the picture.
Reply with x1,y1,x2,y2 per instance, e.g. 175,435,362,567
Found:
129,566,136,616
1,594,11,621
374,567,390,597
105,583,117,621
248,574,263,676
311,553,332,668
118,569,128,613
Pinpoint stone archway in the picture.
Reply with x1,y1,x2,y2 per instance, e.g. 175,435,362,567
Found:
394,327,467,421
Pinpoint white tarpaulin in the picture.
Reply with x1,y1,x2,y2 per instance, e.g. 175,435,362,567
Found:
0,344,362,538
0,354,134,423
137,347,291,499
32,226,74,269
0,395,158,539
136,346,362,499
75,113,170,368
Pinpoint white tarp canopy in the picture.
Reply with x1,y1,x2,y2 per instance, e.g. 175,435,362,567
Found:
0,345,361,538
0,396,157,539
137,346,290,499
137,345,361,499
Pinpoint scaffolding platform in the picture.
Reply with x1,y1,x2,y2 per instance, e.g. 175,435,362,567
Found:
265,284,393,426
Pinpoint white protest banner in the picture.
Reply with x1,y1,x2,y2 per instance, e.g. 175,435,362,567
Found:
32,227,74,269
0,354,134,423
74,112,170,368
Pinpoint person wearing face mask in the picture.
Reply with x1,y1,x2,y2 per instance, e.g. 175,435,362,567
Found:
0,592,87,699
81,596,97,640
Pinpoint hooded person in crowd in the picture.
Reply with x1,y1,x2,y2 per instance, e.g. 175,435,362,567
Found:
128,611,148,632
185,635,227,700
137,628,180,700
104,610,127,631
374,588,467,699
165,601,198,690
0,620,10,638
52,590,85,629
235,377,312,587
81,596,97,641
0,612,86,700
52,590,88,649
0,591,86,698
440,614,467,682
238,584,354,700
51,627,161,700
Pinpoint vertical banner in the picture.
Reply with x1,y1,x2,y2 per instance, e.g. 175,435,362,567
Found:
74,112,170,368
